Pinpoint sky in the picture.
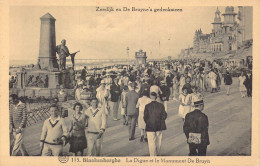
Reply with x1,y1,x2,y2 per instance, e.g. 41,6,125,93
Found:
9,6,236,63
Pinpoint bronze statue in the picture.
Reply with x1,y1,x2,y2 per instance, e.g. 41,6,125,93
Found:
56,39,79,70
56,39,70,70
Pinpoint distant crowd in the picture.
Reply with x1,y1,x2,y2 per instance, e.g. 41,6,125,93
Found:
10,58,252,157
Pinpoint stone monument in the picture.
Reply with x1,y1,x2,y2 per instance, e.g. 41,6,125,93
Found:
38,13,59,70
135,49,147,66
10,13,75,99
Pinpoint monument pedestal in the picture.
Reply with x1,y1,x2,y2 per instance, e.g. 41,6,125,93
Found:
48,72,61,89
60,68,75,89
12,69,61,98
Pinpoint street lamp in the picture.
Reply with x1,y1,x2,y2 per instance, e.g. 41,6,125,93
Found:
126,47,129,69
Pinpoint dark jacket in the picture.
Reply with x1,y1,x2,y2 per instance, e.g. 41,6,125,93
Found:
144,101,167,132
166,75,173,87
244,74,252,88
81,69,87,80
125,90,139,116
139,83,151,96
159,85,170,101
183,109,210,145
224,74,232,85
110,83,121,102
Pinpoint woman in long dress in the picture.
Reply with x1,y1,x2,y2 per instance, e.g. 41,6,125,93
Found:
178,87,191,121
69,102,87,156
96,80,111,116
209,69,217,93
179,74,186,94
172,74,179,100
136,90,152,142
190,86,203,111
238,72,247,97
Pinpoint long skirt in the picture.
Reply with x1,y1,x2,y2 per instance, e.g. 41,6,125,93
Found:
138,111,146,129
239,85,247,92
210,79,217,89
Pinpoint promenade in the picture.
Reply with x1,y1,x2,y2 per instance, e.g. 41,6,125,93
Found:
22,78,251,156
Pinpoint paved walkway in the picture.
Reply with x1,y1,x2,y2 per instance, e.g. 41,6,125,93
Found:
21,78,251,156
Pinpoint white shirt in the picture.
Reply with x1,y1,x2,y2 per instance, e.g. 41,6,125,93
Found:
136,96,152,113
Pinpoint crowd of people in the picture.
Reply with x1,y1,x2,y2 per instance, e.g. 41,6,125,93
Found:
9,58,252,157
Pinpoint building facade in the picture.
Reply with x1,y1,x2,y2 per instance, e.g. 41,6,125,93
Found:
193,6,252,54
135,49,147,66
193,29,210,53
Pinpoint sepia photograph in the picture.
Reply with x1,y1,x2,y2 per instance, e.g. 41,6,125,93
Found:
1,1,260,165
8,5,254,157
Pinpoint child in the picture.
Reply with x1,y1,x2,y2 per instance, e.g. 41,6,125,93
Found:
178,87,191,121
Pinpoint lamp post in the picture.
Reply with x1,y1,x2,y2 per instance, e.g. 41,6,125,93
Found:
126,47,129,69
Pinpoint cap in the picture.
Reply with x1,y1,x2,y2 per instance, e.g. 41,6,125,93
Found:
194,100,204,106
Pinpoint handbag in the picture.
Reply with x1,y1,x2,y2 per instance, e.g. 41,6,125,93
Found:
188,133,201,144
